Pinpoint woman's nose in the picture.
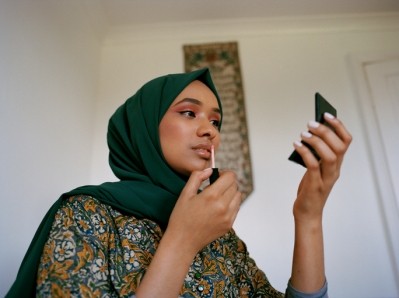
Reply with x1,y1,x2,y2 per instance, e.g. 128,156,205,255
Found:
197,120,217,139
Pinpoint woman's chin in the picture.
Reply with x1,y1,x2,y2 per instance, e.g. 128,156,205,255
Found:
184,165,209,176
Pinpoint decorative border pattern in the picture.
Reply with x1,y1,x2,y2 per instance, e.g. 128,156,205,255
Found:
183,41,253,200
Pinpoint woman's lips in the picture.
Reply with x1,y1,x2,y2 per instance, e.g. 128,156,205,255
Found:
192,144,211,159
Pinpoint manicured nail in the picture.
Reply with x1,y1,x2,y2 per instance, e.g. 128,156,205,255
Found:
324,112,335,119
294,140,303,147
308,120,320,129
301,131,312,138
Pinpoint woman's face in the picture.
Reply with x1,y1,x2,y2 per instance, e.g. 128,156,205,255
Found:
159,80,221,177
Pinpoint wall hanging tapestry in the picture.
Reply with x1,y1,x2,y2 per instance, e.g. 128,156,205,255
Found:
183,41,253,201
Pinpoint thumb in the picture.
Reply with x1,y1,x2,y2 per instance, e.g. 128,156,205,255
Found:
180,168,212,199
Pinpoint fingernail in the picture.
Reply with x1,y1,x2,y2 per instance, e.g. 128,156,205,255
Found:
203,168,212,173
324,112,335,119
308,120,319,129
294,140,303,147
301,131,312,138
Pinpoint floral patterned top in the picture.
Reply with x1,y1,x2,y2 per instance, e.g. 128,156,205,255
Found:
35,195,307,297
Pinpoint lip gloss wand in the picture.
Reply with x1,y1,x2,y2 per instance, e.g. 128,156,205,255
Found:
209,145,219,184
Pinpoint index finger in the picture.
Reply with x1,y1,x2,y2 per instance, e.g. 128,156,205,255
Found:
180,168,213,199
323,113,353,147
202,170,239,199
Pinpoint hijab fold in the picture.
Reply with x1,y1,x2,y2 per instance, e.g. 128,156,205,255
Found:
6,68,222,297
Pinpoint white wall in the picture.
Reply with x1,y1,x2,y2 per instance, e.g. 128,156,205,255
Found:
91,15,399,298
1,2,399,296
0,1,101,295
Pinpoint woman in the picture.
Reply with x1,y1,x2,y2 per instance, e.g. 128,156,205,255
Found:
7,68,351,297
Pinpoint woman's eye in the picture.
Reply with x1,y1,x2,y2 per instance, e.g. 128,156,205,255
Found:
180,110,195,118
211,120,220,128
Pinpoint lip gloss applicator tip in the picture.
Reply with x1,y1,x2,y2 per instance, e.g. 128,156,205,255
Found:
209,145,219,184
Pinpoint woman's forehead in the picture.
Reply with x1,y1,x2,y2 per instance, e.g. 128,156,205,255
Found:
172,80,218,106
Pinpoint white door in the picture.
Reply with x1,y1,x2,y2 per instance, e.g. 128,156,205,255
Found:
365,58,399,207
352,55,399,285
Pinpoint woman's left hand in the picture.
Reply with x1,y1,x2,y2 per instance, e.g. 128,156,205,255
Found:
292,113,352,223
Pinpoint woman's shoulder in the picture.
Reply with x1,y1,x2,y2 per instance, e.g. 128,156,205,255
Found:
59,194,113,220
61,194,162,236
63,194,101,208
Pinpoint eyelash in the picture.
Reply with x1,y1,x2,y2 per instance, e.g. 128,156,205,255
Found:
179,110,220,128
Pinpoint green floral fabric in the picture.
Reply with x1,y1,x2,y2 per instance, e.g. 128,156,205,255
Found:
37,195,284,298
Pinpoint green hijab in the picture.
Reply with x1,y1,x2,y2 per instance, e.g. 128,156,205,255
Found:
6,68,222,297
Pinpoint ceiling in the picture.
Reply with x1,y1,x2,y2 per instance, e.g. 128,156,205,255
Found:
94,0,399,27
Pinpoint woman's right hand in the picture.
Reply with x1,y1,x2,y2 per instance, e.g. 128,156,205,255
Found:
166,168,242,255
136,169,241,297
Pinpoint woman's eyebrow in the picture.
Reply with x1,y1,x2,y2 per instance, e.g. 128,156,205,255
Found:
174,97,221,114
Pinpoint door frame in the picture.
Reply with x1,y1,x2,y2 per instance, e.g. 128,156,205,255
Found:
349,52,399,287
